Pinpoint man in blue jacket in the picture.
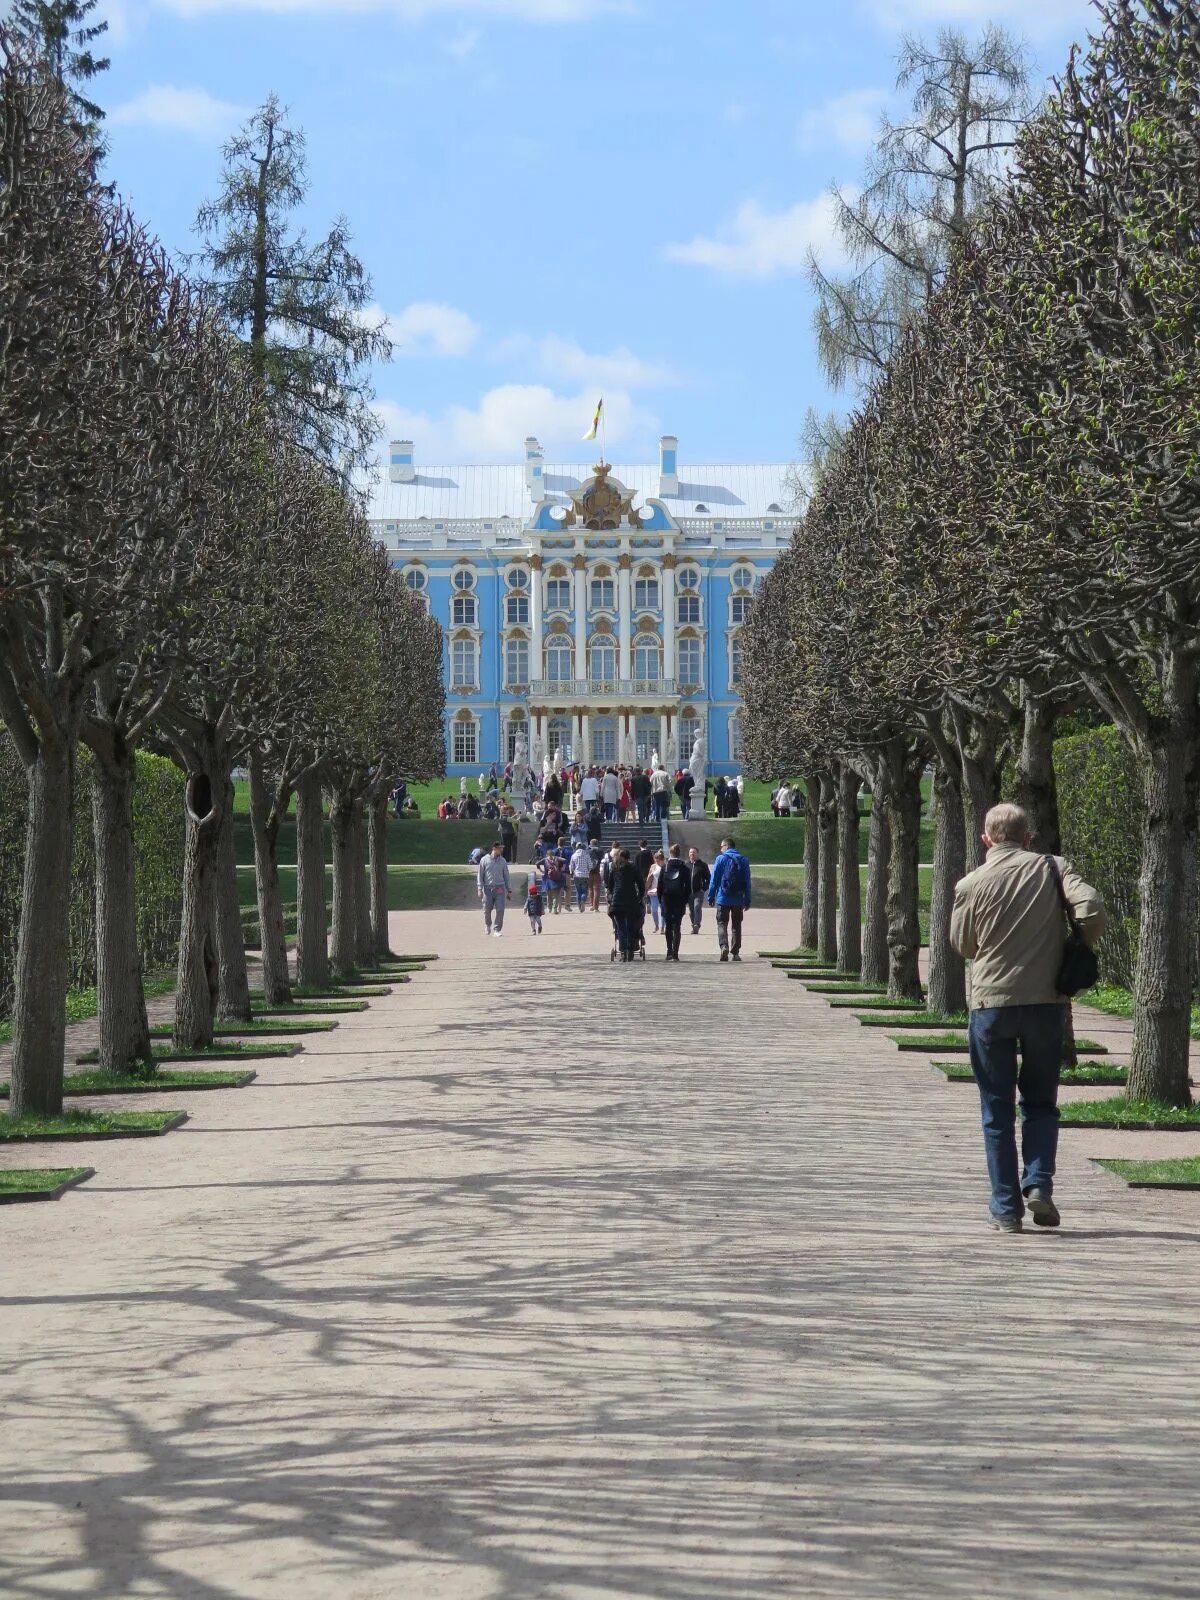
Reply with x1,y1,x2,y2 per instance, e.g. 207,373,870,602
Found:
707,836,752,962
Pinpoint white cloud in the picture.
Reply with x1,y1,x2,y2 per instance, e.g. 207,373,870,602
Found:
495,333,680,389
161,0,624,16
662,192,848,280
444,24,482,53
109,84,247,136
798,88,887,154
373,383,657,462
371,301,481,357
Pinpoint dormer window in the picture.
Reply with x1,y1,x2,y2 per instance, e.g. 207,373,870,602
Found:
694,504,709,514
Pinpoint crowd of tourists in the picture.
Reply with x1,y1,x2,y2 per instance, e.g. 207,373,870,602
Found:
435,761,747,823
475,822,752,964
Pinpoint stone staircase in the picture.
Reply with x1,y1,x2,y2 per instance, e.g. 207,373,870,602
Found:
601,818,670,856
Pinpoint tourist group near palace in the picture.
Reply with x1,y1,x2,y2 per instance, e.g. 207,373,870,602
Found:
368,434,794,777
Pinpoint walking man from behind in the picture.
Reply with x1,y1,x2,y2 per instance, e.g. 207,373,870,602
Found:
951,802,1106,1234
707,836,752,962
659,843,691,961
477,841,512,937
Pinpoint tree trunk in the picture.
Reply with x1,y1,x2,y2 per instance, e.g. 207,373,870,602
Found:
927,758,967,1017
884,745,924,1002
330,791,359,976
1127,683,1198,1107
354,804,374,966
836,766,861,975
801,775,820,951
248,751,292,1007
91,741,152,1070
368,794,391,959
212,767,251,1022
9,730,75,1117
294,771,329,988
174,772,222,1051
816,770,838,964
1011,690,1061,852
960,723,1004,871
861,776,891,987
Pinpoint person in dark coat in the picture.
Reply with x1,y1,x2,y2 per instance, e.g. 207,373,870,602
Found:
609,849,645,962
687,847,711,935
635,839,655,884
714,775,728,817
497,810,517,863
658,843,691,961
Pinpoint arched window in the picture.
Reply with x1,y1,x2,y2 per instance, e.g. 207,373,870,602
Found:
589,635,616,684
452,594,477,627
729,633,744,688
452,710,478,765
545,638,573,683
453,567,475,591
547,716,573,761
677,635,702,690
633,632,661,683
634,571,659,610
451,636,478,690
404,566,426,592
505,634,529,688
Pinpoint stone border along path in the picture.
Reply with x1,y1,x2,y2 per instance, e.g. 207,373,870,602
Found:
2,905,1200,1599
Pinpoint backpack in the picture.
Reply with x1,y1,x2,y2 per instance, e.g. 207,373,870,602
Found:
661,859,689,898
722,853,748,899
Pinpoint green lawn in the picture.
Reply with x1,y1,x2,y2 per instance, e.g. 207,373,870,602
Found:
0,1109,185,1140
1081,983,1200,1041
2,1068,256,1096
0,976,176,1045
933,1061,1129,1085
1094,1158,1200,1187
0,1167,94,1200
1062,1098,1200,1129
76,1041,298,1064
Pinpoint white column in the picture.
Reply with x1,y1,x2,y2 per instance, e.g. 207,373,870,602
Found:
580,711,591,766
662,561,676,684
618,559,632,679
573,561,587,680
530,558,543,685
659,710,670,763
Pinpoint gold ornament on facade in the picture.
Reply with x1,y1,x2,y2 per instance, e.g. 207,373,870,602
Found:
562,462,648,531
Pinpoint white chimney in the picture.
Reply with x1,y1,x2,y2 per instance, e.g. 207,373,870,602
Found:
659,434,679,497
389,439,416,484
525,435,545,500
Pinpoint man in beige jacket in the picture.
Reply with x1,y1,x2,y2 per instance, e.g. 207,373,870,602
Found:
951,802,1106,1233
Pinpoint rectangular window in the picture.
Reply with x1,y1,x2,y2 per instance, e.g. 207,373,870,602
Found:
729,636,743,688
506,720,528,762
506,594,529,625
729,718,743,762
452,596,476,627
677,637,702,689
453,719,477,764
452,639,477,689
731,594,753,624
505,637,529,687
546,578,571,610
634,577,659,610
677,594,701,625
680,715,703,756
592,722,617,764
590,578,615,610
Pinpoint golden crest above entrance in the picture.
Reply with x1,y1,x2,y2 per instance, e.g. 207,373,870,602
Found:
562,462,647,531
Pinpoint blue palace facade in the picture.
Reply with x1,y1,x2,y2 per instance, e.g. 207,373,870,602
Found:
368,434,795,777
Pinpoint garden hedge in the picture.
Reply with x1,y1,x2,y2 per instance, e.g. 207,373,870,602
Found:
0,740,185,1019
1054,725,1140,988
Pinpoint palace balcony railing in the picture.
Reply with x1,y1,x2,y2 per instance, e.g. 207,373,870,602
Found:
528,678,678,700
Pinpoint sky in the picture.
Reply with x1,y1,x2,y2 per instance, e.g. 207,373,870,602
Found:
65,0,1100,468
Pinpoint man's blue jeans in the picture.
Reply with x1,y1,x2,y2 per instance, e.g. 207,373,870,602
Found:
968,1003,1064,1220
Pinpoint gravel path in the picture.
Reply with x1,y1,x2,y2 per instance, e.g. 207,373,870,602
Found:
2,905,1199,1599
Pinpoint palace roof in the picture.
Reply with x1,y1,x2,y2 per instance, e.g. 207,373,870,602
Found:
366,462,797,524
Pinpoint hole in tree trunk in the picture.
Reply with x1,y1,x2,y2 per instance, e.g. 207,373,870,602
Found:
186,773,215,824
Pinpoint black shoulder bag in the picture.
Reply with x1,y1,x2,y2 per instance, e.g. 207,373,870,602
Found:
1045,857,1099,997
